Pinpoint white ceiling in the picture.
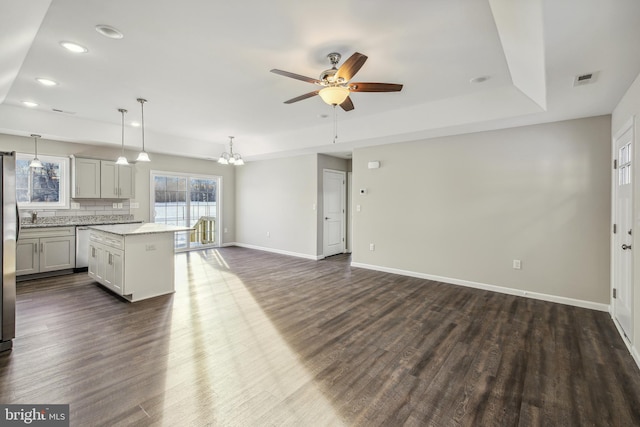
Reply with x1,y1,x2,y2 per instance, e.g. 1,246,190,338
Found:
1,0,639,161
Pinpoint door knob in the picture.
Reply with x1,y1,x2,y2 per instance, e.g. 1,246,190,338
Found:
622,244,632,250
325,217,329,220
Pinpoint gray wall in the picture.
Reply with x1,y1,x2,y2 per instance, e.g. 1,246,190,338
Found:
235,154,318,257
352,116,611,305
0,133,236,244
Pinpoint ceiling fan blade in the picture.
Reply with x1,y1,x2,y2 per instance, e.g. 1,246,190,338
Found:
335,52,368,82
284,90,320,104
340,96,355,111
349,82,403,92
270,69,322,84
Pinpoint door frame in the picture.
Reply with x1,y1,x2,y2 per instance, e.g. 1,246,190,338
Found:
612,117,635,340
322,168,346,258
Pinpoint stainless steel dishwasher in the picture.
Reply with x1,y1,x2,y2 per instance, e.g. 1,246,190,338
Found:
75,226,90,269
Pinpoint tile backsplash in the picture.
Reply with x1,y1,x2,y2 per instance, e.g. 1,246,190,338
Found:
19,199,131,220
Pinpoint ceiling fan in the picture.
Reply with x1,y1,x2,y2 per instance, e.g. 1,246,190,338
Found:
270,52,403,111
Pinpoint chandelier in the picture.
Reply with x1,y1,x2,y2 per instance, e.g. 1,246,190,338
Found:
218,136,244,165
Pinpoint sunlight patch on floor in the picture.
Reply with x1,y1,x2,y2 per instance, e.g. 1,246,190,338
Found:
147,251,346,426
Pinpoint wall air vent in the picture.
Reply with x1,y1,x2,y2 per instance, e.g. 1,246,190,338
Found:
573,71,599,87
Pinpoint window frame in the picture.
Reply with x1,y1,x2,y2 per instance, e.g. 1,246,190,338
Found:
16,153,70,209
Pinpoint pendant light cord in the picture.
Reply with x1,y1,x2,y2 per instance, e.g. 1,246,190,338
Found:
140,99,145,151
121,109,125,156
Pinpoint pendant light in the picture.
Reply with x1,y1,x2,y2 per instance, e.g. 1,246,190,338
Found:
29,134,43,168
115,108,129,165
218,136,244,166
135,98,150,162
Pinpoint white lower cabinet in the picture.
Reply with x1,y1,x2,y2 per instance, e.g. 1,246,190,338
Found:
89,232,125,296
17,227,76,276
88,228,174,302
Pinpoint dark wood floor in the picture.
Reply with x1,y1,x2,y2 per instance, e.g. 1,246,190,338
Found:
1,247,640,426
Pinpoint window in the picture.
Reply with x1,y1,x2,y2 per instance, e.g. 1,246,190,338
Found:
619,142,632,186
16,154,70,209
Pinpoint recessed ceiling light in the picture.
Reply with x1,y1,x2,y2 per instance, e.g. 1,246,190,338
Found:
470,76,490,84
22,101,38,108
130,122,140,127
95,24,124,39
60,41,88,53
36,78,58,86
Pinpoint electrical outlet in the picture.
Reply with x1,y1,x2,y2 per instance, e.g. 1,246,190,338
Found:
369,243,375,251
112,203,118,208
224,228,228,233
117,203,123,209
357,204,361,212
513,259,521,269
71,202,80,209
267,231,270,237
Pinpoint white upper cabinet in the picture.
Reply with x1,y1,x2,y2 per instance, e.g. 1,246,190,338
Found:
71,157,134,199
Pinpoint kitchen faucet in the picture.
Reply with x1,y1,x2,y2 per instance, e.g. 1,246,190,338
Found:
31,211,37,223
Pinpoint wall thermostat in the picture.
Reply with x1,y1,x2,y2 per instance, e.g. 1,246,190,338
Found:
368,161,380,169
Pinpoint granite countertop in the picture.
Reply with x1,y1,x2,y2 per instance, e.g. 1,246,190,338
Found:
88,223,193,236
21,215,142,229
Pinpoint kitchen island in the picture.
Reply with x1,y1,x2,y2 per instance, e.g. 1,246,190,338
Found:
88,223,192,302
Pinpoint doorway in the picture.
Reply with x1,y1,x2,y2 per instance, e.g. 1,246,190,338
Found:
151,171,221,251
323,169,346,258
613,121,634,339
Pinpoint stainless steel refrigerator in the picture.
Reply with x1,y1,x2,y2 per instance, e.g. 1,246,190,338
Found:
1,151,17,352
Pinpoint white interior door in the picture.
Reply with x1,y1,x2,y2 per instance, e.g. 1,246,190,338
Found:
613,123,634,338
323,169,346,257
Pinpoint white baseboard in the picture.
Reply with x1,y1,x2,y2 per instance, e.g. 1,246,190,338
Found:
350,262,610,312
231,243,322,260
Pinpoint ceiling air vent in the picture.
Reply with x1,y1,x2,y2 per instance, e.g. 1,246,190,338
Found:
573,71,599,87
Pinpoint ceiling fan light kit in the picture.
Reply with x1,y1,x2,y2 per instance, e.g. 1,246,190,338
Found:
319,86,350,106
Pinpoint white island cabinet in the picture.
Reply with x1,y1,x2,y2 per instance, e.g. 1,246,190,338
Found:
88,223,191,302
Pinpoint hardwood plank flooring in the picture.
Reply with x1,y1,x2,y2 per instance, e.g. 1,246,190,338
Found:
1,247,640,426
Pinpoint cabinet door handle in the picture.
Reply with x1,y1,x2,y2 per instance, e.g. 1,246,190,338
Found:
40,242,44,253
34,244,37,254
109,253,112,265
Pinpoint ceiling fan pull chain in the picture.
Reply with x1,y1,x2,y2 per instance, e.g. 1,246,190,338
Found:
333,105,338,143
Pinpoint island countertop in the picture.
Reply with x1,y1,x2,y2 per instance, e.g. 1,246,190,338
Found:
88,223,193,236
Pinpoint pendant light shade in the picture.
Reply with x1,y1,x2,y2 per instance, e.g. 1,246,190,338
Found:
135,98,151,162
29,134,43,168
116,108,129,165
218,136,244,166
